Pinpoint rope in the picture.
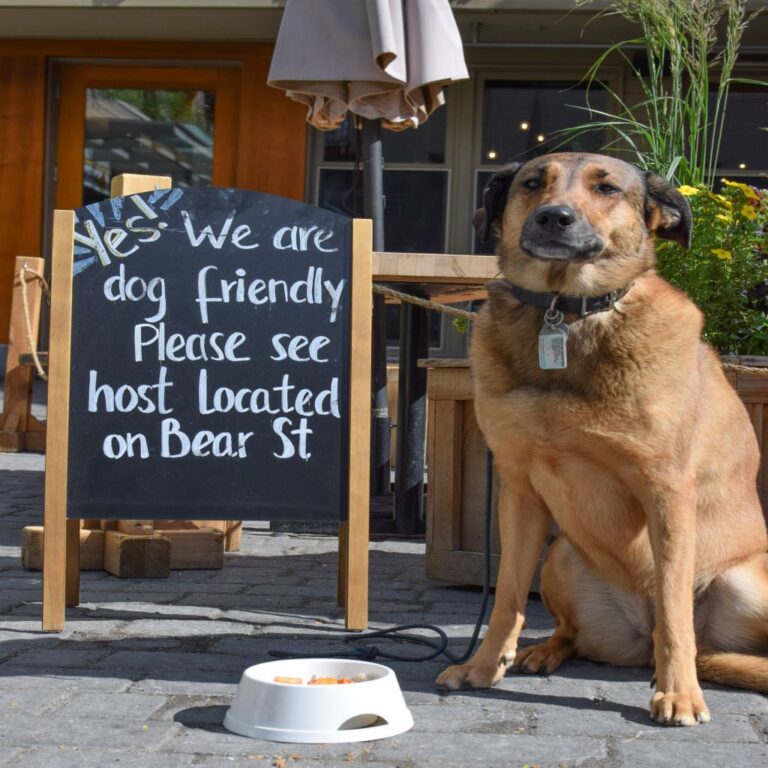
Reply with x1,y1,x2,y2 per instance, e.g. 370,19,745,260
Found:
18,263,49,381
372,283,476,321
373,283,768,376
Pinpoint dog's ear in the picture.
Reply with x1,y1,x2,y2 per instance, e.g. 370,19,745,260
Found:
644,173,693,249
474,163,523,242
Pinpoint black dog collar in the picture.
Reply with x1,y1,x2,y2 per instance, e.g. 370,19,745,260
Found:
503,282,629,317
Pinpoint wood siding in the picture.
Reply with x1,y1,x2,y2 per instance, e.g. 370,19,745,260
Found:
0,55,47,345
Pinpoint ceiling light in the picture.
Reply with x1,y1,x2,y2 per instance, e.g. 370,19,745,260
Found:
520,121,529,130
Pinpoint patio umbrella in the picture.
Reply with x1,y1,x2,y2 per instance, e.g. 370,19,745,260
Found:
268,0,468,523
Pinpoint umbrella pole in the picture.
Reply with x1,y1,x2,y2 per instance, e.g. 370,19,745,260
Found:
362,119,392,499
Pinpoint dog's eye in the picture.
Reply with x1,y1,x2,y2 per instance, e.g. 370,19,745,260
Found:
522,178,541,190
596,183,620,195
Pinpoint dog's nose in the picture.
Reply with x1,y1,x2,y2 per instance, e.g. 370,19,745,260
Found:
534,206,576,231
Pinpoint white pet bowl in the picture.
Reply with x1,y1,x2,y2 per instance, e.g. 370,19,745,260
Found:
223,658,414,743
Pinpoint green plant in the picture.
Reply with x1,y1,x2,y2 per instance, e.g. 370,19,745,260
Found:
566,0,765,185
656,181,768,354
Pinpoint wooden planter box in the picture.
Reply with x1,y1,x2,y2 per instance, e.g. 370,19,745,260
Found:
424,356,768,587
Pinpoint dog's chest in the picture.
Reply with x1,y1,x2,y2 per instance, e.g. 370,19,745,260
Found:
472,308,654,567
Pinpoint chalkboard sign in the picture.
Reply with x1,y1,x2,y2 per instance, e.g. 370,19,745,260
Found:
42,178,372,632
64,187,356,522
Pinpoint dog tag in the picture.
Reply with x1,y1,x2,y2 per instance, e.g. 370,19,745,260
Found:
539,309,569,370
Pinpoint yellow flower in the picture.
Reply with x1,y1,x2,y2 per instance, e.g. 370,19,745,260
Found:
711,248,733,260
716,213,732,223
678,185,700,196
723,180,757,197
707,191,732,209
741,204,757,220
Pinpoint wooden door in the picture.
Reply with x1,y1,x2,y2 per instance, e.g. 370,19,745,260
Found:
55,65,240,210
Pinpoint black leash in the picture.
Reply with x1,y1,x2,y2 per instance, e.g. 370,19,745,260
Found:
269,450,495,664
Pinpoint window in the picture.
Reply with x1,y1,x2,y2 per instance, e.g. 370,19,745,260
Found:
714,89,768,188
83,88,215,205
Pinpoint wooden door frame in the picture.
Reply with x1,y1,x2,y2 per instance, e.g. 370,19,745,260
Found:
54,63,240,211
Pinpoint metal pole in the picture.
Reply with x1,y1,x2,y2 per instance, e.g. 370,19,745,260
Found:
362,119,391,497
393,299,428,535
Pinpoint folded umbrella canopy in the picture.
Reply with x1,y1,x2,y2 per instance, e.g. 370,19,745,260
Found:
268,0,467,130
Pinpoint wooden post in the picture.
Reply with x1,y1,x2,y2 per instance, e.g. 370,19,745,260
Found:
343,219,372,630
0,255,46,452
110,173,173,198
42,210,75,631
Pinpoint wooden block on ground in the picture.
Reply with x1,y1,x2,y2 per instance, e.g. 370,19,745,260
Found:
103,531,170,578
155,526,225,569
21,526,105,571
118,520,154,534
191,520,242,551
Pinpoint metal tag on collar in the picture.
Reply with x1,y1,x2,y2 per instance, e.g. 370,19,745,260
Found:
539,295,569,370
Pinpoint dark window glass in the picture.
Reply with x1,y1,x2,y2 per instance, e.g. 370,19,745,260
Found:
84,88,214,205
318,169,447,253
714,91,768,173
322,107,447,164
481,81,607,165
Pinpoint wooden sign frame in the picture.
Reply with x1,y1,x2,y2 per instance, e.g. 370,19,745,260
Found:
42,175,372,632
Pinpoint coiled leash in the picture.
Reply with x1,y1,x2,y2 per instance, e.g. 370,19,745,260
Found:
269,449,495,664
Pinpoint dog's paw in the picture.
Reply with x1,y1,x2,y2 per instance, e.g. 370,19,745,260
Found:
650,690,711,726
435,661,504,691
512,639,573,675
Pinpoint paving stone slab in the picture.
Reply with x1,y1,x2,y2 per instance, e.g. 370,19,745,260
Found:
753,713,768,741
593,677,768,717
130,673,240,697
0,672,133,694
46,691,170,722
0,748,27,768
3,746,198,768
532,705,759,742
0,713,178,750
0,648,110,672
0,686,71,717
88,650,248,678
615,738,768,767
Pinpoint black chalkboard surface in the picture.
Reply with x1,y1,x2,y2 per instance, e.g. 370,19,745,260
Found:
66,187,352,522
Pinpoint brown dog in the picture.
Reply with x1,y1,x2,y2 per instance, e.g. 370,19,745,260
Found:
436,152,768,726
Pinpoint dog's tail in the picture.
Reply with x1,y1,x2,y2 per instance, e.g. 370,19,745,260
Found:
696,650,768,693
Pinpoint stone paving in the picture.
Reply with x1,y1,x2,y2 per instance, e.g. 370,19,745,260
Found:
0,447,767,766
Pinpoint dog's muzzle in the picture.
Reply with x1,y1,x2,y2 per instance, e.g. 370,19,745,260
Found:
520,204,603,261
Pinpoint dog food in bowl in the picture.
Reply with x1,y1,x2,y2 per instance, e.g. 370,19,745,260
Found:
273,673,369,685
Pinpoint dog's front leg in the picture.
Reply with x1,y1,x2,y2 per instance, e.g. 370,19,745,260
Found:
646,480,710,726
436,478,550,691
